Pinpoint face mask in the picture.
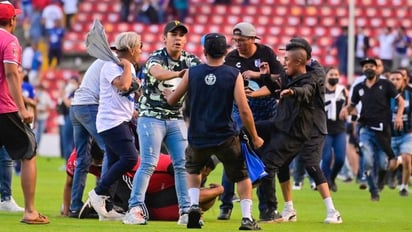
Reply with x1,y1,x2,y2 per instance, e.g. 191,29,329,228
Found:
328,78,339,86
364,69,376,80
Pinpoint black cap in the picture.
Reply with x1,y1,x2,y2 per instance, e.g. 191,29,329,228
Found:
163,20,188,35
202,33,228,58
280,37,312,59
360,57,377,67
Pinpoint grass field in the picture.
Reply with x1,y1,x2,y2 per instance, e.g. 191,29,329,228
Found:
0,156,411,232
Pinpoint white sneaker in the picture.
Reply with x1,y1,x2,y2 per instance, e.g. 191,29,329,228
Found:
177,213,188,225
281,208,297,222
324,209,343,224
292,182,302,190
123,206,147,225
99,210,124,221
88,190,109,217
0,197,24,212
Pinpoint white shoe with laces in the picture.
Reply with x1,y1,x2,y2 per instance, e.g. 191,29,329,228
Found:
0,197,24,212
88,190,109,217
123,206,147,225
281,208,297,222
177,213,188,225
324,209,343,224
99,210,124,221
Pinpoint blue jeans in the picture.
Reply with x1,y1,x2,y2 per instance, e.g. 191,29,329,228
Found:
34,118,47,145
69,105,106,211
129,117,190,212
321,132,346,182
359,127,388,194
0,146,13,201
62,114,74,161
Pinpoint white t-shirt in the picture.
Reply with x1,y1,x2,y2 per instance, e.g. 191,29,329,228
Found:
96,61,136,133
22,46,34,70
62,0,78,14
42,4,63,29
378,33,396,60
72,59,104,105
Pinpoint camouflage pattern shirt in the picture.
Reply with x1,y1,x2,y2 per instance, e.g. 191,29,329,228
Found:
138,48,201,120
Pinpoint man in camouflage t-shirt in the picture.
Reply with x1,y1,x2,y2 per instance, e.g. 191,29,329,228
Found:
124,20,201,225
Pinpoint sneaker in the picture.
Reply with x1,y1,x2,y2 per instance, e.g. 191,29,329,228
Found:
259,209,282,223
310,182,318,191
329,180,337,192
99,210,124,221
371,192,380,201
123,206,147,225
88,190,109,217
292,182,302,190
0,197,24,212
324,210,342,224
217,208,232,220
239,217,261,230
232,195,241,202
68,210,79,218
359,182,367,190
177,213,188,225
281,208,297,222
78,198,98,219
399,188,409,197
187,205,202,229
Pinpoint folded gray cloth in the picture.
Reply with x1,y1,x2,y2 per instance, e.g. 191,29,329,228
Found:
86,19,120,64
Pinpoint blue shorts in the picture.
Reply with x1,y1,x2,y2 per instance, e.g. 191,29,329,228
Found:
391,133,412,156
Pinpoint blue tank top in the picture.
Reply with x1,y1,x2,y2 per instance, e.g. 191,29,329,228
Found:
187,64,239,148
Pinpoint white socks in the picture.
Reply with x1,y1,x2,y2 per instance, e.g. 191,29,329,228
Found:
188,188,200,206
284,201,294,210
240,199,252,220
324,197,336,212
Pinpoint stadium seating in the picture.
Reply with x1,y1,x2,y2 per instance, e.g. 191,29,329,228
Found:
63,0,412,69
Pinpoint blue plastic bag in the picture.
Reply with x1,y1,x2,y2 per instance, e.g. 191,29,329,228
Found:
240,133,268,185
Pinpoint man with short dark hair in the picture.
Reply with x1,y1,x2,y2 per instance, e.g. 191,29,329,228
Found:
167,33,263,230
341,57,404,201
219,21,284,222
124,20,201,226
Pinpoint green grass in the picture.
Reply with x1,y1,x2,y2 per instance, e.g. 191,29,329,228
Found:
0,156,411,232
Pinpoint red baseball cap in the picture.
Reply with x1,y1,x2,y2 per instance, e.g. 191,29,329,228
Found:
0,1,22,20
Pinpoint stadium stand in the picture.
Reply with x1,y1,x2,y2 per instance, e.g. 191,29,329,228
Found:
62,0,412,69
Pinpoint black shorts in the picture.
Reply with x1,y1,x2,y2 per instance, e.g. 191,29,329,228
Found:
296,133,325,167
186,135,248,183
0,112,37,160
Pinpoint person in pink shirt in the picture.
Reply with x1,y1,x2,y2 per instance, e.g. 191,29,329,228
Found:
0,1,49,224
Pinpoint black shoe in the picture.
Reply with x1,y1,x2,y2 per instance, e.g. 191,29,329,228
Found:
78,198,99,219
68,210,79,218
187,205,202,229
359,182,367,190
399,188,409,197
342,176,353,183
371,192,380,201
329,180,338,192
239,217,261,230
259,209,281,223
217,208,232,220
377,170,387,191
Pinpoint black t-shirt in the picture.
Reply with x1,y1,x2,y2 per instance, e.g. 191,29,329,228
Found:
351,78,399,129
225,43,283,87
225,43,283,122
